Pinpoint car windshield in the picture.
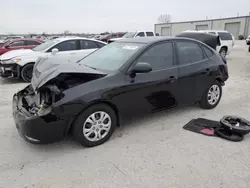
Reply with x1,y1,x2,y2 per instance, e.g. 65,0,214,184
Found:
33,39,59,51
122,32,136,38
79,42,144,71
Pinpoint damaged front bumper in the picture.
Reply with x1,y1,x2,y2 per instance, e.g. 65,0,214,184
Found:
12,85,70,144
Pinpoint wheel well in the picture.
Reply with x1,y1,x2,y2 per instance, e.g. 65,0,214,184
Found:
220,46,228,52
216,78,225,86
67,101,120,135
18,62,35,78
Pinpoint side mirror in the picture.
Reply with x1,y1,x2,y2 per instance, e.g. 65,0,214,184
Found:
51,48,59,55
5,45,10,48
130,62,152,77
135,35,141,38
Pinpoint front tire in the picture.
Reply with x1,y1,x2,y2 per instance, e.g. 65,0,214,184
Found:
200,81,222,109
73,104,117,147
20,64,34,82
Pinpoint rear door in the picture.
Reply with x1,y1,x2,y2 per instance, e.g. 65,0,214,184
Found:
174,39,211,104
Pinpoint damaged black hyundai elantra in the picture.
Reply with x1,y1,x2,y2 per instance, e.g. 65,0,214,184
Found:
12,37,228,147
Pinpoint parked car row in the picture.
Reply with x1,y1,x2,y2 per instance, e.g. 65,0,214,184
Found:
10,34,228,147
0,37,106,82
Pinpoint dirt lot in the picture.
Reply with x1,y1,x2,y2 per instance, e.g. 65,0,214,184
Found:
0,41,250,188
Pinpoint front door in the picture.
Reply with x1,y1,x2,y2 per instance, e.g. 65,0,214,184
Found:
115,41,179,116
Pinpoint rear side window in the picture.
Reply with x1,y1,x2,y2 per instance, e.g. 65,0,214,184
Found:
137,42,174,71
201,45,214,58
80,40,98,49
146,32,154,36
95,42,105,48
176,41,204,65
26,40,41,45
218,32,232,40
9,41,25,47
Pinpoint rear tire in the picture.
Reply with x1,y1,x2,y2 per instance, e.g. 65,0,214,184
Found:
20,64,34,82
200,81,222,109
219,48,227,58
72,104,117,147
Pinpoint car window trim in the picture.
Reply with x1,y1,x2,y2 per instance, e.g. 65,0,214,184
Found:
126,40,176,74
199,43,215,59
173,39,207,66
80,39,98,49
9,40,25,47
24,40,40,46
47,39,79,52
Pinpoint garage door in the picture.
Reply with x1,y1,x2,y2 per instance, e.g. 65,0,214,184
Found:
196,24,208,30
161,27,171,36
225,22,240,38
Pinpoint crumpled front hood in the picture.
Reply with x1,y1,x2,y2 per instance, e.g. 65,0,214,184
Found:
31,56,106,90
0,49,38,60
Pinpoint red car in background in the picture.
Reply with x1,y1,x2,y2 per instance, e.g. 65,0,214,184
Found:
0,38,44,56
99,33,125,42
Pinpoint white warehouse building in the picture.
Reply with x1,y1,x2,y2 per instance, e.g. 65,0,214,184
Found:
154,16,250,38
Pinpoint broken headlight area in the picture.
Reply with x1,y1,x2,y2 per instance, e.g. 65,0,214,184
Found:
19,73,105,117
17,84,64,117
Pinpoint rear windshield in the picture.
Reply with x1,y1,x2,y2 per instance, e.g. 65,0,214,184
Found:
218,32,232,40
80,42,144,71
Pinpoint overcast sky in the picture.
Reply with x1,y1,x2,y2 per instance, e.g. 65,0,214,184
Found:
0,0,249,34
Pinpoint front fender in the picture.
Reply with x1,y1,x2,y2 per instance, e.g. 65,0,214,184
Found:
17,57,39,67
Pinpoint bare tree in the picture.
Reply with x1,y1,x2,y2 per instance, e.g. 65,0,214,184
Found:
157,14,171,24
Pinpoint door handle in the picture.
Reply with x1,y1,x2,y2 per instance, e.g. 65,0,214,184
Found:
169,76,177,83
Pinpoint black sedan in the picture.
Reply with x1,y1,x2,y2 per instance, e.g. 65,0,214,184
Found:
12,37,229,147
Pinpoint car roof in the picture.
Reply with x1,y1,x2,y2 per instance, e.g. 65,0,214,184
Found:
116,36,183,44
199,30,230,33
6,38,43,43
55,37,105,43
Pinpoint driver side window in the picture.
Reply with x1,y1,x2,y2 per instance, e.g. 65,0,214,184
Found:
50,40,77,52
136,42,174,71
136,32,145,37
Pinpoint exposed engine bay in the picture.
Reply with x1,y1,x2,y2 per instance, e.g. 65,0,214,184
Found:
19,73,105,116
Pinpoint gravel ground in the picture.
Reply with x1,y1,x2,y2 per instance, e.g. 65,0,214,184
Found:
0,41,250,188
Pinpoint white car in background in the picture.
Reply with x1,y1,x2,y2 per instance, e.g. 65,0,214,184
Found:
182,30,234,58
199,30,234,58
108,31,156,43
246,35,250,45
0,37,106,82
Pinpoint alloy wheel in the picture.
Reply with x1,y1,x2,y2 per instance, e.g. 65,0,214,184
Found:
207,85,220,105
83,111,111,142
